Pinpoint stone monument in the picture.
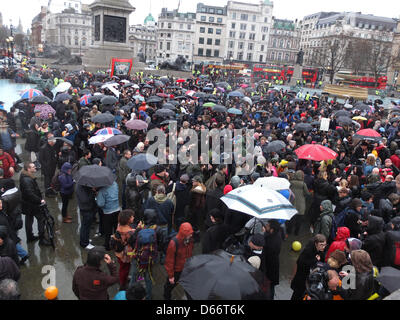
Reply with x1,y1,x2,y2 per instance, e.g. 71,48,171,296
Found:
82,0,135,71
289,49,304,86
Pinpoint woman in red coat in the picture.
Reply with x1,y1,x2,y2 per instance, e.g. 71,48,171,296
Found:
325,227,350,261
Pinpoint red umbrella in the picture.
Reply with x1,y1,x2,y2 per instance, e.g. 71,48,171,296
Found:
176,79,186,83
294,144,338,161
156,93,169,98
353,129,382,141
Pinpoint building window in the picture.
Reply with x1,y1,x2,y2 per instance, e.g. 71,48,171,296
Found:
238,42,244,50
180,24,183,29
75,38,78,45
232,12,236,19
278,52,282,61
209,17,214,23
240,23,247,30
228,41,234,48
237,52,243,60
215,39,220,46
261,45,264,51
216,29,221,35
229,31,236,38
200,27,205,33
259,54,263,62
280,40,284,48
249,33,255,40
248,43,254,51
214,50,219,57
217,17,222,23
240,14,248,21
231,23,236,29
207,38,212,45
198,48,204,56
217,9,223,15
252,15,256,22
270,51,275,60
201,16,206,22
208,28,213,34
239,32,246,39
251,25,256,31
161,22,164,28
209,8,215,14
167,42,171,50
199,37,204,44
168,23,172,29
206,49,212,57
264,17,268,23
159,42,163,50
287,41,291,48
187,24,191,30
262,34,266,41
247,53,253,61
285,53,289,61
273,39,277,48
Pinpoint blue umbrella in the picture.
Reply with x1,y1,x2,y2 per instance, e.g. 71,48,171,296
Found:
227,108,242,115
228,91,244,98
127,153,158,171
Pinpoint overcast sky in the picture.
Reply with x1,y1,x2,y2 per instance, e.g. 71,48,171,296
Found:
2,0,400,32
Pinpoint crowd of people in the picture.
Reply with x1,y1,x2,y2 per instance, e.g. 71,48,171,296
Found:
0,62,400,300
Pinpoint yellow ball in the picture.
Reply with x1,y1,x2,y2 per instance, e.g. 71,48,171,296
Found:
44,286,58,300
292,241,302,252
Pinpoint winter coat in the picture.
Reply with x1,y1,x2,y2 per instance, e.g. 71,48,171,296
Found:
19,171,42,216
149,173,167,196
365,181,396,208
58,162,75,195
105,147,119,173
201,221,230,254
58,148,76,169
313,200,334,240
344,208,363,239
383,217,400,268
144,194,174,228
290,172,311,216
1,187,23,235
164,222,194,278
362,215,385,268
39,143,57,177
310,178,337,224
326,227,350,261
24,129,41,152
0,152,15,179
379,198,395,224
96,182,120,214
117,157,130,184
334,196,352,215
0,256,20,282
76,184,97,212
0,225,18,265
174,182,191,222
347,271,375,300
261,230,282,286
72,263,119,300
205,187,225,228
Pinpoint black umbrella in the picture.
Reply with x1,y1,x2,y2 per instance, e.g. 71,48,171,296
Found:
55,93,72,102
30,95,51,104
375,99,383,105
390,111,400,116
142,84,153,89
265,140,286,153
167,85,181,90
155,109,175,117
79,89,91,96
212,105,227,113
101,96,118,105
291,98,303,104
153,80,164,87
377,267,400,293
311,121,321,126
194,92,206,98
89,94,104,102
216,82,230,89
295,123,312,132
146,96,163,103
103,134,130,147
91,112,115,124
91,81,103,87
174,96,190,100
55,137,73,146
159,77,170,83
74,165,116,188
162,103,176,110
123,83,133,88
266,117,281,124
160,120,177,126
167,100,179,106
202,87,214,92
179,250,269,300
390,117,400,123
334,110,351,118
251,96,261,101
337,116,353,126
121,105,133,113
127,153,158,171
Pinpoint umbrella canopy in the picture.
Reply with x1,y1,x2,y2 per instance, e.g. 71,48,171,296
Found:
227,108,242,115
216,82,230,89
90,81,103,87
179,250,269,300
390,117,400,123
74,165,116,188
90,94,105,102
242,96,253,106
265,140,286,153
101,96,118,105
162,103,176,110
193,92,206,98
352,116,367,121
337,116,353,126
353,129,382,141
146,96,163,104
104,134,130,147
155,108,175,117
133,95,145,102
353,102,371,112
20,89,43,100
54,82,71,93
55,137,73,146
160,120,177,126
34,104,56,120
55,93,72,102
294,144,338,161
228,91,244,98
127,153,158,171
266,117,281,124
89,134,114,145
203,102,216,108
221,185,297,220
95,127,122,136
176,78,186,83
212,105,227,113
79,89,91,95
92,112,115,124
334,110,351,118
157,93,169,98
377,267,400,293
30,95,51,104
253,176,291,190
79,94,92,106
295,123,312,132
125,119,148,130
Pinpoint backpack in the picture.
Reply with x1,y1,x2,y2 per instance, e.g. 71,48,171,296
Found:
334,208,348,228
328,214,338,245
50,170,61,192
160,230,179,265
133,228,158,271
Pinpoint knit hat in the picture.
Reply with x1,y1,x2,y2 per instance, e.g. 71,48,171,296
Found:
248,256,261,270
351,198,363,210
224,185,233,195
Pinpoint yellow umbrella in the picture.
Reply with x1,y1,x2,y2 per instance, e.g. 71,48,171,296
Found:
352,116,367,121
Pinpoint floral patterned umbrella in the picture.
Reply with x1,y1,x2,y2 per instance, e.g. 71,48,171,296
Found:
34,104,56,120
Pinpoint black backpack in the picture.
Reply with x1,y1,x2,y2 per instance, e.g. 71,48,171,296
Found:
50,170,62,192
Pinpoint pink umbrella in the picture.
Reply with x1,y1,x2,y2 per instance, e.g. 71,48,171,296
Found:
294,144,338,161
240,84,249,88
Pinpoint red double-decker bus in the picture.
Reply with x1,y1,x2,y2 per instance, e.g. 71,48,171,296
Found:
336,74,387,89
286,67,320,83
252,64,287,81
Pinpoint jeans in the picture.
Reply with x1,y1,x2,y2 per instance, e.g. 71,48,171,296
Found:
102,211,119,250
128,260,153,300
79,210,93,247
16,243,28,258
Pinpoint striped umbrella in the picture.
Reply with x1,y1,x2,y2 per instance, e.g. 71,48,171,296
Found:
80,94,92,106
95,127,122,136
20,89,43,100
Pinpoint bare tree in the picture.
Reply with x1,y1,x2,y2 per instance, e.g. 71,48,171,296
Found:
345,38,370,75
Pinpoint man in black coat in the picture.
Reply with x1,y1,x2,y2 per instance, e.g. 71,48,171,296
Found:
362,215,385,268
201,208,230,254
383,216,400,269
76,184,97,249
205,174,225,229
19,162,51,246
38,133,58,197
261,219,282,300
174,174,191,230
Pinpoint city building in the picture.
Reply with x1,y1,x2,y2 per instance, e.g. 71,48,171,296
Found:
266,18,301,65
129,13,157,63
49,0,83,14
0,12,3,27
31,6,47,50
224,0,273,66
388,20,400,88
156,8,196,68
193,2,227,66
41,5,93,57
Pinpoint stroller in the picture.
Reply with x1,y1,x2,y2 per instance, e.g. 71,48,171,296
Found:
39,203,56,249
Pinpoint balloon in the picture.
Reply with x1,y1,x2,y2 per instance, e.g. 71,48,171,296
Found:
292,241,302,252
45,286,58,300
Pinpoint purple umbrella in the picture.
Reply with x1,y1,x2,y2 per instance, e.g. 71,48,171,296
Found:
34,104,56,120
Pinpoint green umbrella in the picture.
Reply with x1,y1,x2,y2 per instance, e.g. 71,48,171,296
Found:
203,102,216,108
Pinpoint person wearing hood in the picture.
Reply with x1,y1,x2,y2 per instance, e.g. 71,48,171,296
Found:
313,200,334,241
361,215,385,268
104,145,120,174
39,133,58,197
344,198,365,239
201,208,230,254
187,175,207,232
0,225,18,265
163,222,194,300
383,216,400,268
58,162,75,223
291,234,327,300
325,227,350,261
289,170,311,236
346,250,375,300
57,144,76,170
125,174,145,222
379,193,399,224
117,150,131,209
144,185,174,234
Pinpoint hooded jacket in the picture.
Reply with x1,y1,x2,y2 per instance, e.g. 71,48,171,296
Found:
325,227,350,261
0,225,18,265
58,162,74,195
0,256,20,282
96,182,120,214
313,200,334,240
164,222,194,278
362,215,385,268
290,171,311,216
144,193,174,227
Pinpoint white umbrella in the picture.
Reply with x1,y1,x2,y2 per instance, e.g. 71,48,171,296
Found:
253,177,291,190
89,134,114,145
221,185,297,220
242,96,253,106
54,82,72,93
102,83,120,98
